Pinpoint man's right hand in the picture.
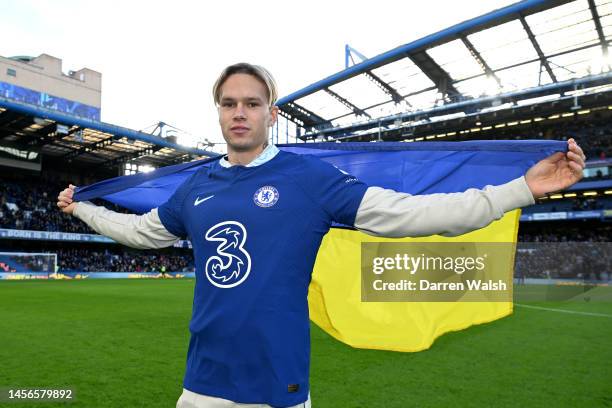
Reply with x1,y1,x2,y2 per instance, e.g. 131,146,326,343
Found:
57,184,77,214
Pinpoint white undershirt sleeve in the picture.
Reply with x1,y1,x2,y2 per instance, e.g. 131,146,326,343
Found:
354,176,535,238
72,201,180,249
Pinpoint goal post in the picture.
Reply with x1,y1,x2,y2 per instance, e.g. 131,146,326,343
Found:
0,252,57,277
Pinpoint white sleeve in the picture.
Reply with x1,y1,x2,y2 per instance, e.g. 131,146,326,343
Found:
354,176,535,238
72,201,180,249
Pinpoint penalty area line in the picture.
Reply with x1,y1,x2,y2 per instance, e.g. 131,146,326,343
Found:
515,303,612,318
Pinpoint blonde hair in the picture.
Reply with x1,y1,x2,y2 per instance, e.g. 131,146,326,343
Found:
212,63,278,107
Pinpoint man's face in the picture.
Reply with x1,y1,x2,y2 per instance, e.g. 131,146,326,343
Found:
218,73,278,154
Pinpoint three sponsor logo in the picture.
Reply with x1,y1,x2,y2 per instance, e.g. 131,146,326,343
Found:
201,186,279,288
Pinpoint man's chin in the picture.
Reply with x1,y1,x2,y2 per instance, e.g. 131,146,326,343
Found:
228,141,265,153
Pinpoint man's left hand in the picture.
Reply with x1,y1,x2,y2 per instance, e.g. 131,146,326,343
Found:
525,138,586,199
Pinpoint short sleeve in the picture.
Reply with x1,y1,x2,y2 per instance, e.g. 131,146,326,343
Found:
157,176,193,238
301,156,369,226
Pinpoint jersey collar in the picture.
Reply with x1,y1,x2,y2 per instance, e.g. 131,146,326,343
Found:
219,144,280,168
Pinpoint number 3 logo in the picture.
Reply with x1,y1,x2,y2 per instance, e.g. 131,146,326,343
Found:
204,221,252,288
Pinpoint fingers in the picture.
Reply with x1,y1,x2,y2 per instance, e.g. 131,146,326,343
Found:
568,160,583,172
58,188,73,201
566,139,586,174
57,196,72,208
567,138,586,161
56,185,76,209
569,161,584,180
567,150,585,169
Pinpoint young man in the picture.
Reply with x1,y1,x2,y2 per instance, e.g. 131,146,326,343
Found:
57,63,586,408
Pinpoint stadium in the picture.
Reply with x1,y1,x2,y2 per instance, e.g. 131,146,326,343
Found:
1,0,611,407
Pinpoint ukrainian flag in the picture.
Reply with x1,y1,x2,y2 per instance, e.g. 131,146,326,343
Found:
76,140,565,352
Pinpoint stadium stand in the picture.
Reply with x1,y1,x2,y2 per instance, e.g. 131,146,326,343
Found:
2,168,610,235
1,171,609,276
54,247,194,273
518,222,611,242
515,241,610,280
474,115,612,159
0,176,113,233
0,239,194,273
523,196,611,213
517,221,611,279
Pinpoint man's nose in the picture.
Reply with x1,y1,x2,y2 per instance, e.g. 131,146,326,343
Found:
233,103,246,120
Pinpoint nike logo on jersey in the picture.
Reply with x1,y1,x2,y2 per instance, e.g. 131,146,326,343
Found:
194,195,214,206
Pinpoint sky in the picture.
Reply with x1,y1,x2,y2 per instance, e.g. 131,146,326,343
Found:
1,0,517,153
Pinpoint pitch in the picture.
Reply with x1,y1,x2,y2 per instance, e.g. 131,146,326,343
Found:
0,280,610,407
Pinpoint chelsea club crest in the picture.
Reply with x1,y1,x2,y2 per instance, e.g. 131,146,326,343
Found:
253,186,279,208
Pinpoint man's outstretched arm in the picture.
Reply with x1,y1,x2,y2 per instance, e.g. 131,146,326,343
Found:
355,139,586,238
57,185,179,249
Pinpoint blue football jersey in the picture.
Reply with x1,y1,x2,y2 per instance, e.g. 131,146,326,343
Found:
158,150,368,407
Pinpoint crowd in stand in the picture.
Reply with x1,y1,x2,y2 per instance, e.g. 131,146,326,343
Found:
516,226,611,280
2,228,607,275
490,121,612,159
547,123,611,159
518,225,611,242
514,241,610,281
531,197,610,212
571,197,607,211
0,180,126,234
1,136,610,277
2,168,611,235
1,179,196,273
56,248,194,273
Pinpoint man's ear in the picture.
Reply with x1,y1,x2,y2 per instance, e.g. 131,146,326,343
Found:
269,106,279,127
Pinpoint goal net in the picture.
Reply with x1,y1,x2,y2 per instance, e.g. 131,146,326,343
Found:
0,252,57,276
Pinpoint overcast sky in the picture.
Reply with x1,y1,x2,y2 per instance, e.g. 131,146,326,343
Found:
2,0,517,152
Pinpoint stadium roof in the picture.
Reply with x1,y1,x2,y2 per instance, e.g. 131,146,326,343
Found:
277,0,612,141
0,96,218,169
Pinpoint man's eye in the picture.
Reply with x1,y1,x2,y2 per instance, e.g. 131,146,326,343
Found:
248,103,259,108
222,102,234,107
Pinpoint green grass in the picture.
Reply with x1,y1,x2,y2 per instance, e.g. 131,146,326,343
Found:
0,280,611,407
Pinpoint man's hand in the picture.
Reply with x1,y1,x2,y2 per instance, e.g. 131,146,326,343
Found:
57,184,77,214
525,138,586,199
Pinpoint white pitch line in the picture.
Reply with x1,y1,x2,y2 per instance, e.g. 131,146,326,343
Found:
515,303,612,318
